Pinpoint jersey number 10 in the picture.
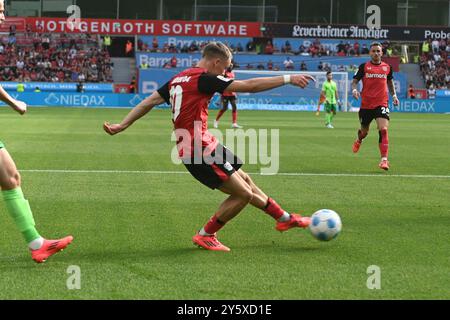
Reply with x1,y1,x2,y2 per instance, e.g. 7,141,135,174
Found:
170,85,183,121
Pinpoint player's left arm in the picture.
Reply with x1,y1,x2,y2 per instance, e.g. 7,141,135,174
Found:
103,90,166,135
387,65,399,106
334,85,341,106
225,74,315,93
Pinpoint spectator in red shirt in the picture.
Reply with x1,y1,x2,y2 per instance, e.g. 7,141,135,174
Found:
170,56,177,68
264,41,274,55
408,84,416,99
152,37,158,52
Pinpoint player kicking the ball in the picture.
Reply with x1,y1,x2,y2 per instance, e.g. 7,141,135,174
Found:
352,42,399,170
104,42,314,252
0,0,73,263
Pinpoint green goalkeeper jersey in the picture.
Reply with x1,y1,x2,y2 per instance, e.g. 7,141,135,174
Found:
322,80,338,105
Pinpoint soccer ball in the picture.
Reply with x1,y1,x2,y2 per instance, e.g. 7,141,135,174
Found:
309,209,342,241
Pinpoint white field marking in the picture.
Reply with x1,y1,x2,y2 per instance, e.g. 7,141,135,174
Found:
19,169,450,179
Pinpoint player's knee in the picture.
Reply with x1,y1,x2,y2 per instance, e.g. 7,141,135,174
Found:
2,171,21,189
239,187,253,204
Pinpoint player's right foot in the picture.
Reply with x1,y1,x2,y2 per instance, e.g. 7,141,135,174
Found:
379,159,390,171
213,120,219,128
192,233,230,252
31,235,73,263
326,124,334,129
276,214,311,232
232,123,243,129
352,140,362,153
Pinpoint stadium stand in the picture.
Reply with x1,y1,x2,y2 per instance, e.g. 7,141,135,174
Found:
419,38,450,90
0,29,113,83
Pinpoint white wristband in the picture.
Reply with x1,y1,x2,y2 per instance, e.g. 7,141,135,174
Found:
392,94,397,99
283,75,291,84
352,89,358,94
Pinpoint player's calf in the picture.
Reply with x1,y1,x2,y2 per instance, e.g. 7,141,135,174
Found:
378,128,389,159
378,128,389,170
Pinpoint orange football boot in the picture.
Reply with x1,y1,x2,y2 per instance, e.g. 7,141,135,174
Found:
192,233,230,252
31,236,74,263
276,214,311,232
379,159,390,171
352,140,362,153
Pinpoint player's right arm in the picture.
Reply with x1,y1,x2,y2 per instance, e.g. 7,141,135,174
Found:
103,89,166,135
224,74,315,93
352,63,365,100
0,85,27,115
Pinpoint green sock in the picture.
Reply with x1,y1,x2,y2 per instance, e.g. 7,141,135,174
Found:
329,113,334,124
2,187,41,243
325,113,331,124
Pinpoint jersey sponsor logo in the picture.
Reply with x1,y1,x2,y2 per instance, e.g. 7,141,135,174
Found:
171,76,192,84
217,75,233,82
365,73,387,79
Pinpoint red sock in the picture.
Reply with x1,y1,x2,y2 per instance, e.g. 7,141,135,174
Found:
379,128,389,158
263,198,285,220
203,215,226,234
358,129,367,142
216,109,226,121
232,110,237,123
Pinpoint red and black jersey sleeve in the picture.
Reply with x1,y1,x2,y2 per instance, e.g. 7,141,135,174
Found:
387,64,394,80
353,63,366,81
198,73,234,95
157,81,170,104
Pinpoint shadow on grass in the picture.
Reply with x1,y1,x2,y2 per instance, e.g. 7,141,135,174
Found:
0,240,332,268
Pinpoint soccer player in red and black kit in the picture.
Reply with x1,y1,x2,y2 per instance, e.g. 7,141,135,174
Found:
352,42,400,170
104,42,315,252
214,64,242,128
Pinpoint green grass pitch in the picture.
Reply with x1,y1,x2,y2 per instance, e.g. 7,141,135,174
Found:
0,107,449,299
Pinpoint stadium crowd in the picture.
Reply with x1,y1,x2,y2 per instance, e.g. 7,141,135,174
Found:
138,37,394,57
138,37,394,71
0,29,113,83
419,38,450,90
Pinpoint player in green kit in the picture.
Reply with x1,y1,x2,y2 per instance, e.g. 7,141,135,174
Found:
0,0,73,263
321,71,341,128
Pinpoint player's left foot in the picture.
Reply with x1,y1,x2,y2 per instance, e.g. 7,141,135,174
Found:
315,111,320,116
326,124,334,129
232,123,243,129
213,120,219,128
352,140,361,153
192,233,230,252
276,214,311,232
379,159,390,171
31,235,74,263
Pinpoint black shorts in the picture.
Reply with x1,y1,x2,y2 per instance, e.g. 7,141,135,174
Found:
183,144,243,189
359,106,390,127
221,96,236,106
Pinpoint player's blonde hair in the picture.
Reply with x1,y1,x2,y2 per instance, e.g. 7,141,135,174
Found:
202,42,232,61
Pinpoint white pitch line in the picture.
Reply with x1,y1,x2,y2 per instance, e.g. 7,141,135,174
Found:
19,169,450,179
